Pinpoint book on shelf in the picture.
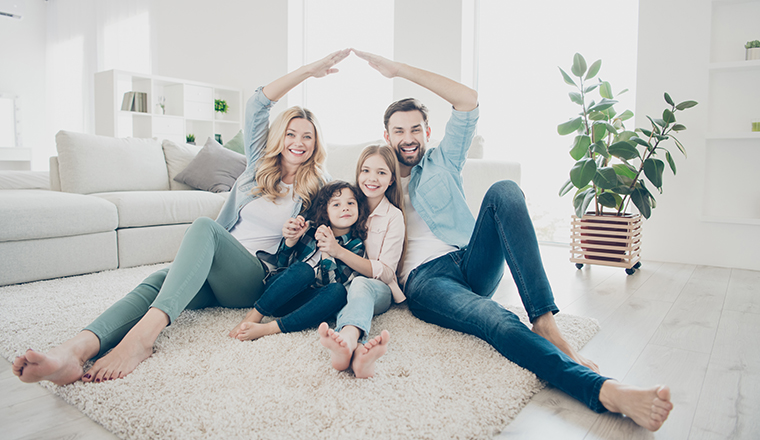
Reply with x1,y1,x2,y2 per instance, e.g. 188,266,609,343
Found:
121,91,148,113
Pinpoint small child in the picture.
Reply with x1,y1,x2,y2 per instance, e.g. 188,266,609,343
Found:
230,181,369,341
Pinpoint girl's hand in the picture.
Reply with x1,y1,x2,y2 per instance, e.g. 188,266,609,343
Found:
352,49,401,79
306,49,351,78
283,216,309,246
315,225,340,258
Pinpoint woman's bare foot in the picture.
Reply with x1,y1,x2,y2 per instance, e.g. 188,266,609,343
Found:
599,381,673,431
351,330,389,379
532,312,600,373
229,308,265,338
12,331,100,386
318,323,356,371
236,321,281,341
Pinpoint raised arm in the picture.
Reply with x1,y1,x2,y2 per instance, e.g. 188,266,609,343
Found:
352,49,478,112
262,49,350,102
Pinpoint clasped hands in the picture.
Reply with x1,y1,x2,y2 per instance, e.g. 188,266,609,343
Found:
282,215,341,258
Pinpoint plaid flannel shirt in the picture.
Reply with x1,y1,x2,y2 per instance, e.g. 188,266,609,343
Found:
256,226,365,288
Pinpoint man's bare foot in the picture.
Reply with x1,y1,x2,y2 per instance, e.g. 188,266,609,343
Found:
351,330,389,379
599,381,673,431
318,323,356,371
532,312,600,373
12,332,99,386
229,308,265,338
236,321,281,341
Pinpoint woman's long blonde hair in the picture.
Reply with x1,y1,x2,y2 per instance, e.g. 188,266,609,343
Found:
355,145,407,274
252,106,327,211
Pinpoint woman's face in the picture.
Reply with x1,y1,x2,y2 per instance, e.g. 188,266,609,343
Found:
326,188,359,234
281,118,316,168
357,154,393,201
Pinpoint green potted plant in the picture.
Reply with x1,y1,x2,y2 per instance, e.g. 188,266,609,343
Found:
186,133,195,145
746,40,760,61
214,99,229,115
557,53,697,273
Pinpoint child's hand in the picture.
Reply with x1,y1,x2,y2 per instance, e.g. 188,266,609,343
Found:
283,216,309,246
315,225,340,258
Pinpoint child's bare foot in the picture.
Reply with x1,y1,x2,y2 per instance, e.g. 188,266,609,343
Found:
351,330,389,379
236,321,281,341
318,323,355,371
229,308,264,338
600,381,673,431
532,312,599,373
12,348,85,386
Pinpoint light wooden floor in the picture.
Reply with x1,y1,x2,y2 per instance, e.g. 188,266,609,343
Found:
2,244,758,439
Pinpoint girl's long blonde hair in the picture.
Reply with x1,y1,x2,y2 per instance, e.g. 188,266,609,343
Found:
253,106,327,211
355,145,407,274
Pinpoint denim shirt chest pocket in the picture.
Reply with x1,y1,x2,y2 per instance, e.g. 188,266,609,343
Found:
416,173,454,214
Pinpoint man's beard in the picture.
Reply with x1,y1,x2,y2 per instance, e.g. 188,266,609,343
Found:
395,141,425,167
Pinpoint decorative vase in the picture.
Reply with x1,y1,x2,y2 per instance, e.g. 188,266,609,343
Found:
747,47,760,61
570,213,642,274
215,134,223,144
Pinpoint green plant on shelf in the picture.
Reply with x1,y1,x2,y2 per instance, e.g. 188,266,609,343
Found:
215,99,229,113
186,134,195,144
745,40,760,49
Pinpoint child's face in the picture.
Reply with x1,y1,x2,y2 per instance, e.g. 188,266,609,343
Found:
357,154,394,200
326,188,359,233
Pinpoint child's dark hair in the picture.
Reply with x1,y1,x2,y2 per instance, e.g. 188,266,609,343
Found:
306,180,368,240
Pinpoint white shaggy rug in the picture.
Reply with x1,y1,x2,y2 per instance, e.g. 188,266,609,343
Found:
0,264,600,440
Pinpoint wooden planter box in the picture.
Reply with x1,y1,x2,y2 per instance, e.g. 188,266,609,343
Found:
570,213,642,273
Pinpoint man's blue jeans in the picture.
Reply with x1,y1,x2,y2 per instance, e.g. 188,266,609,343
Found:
254,262,348,334
405,180,609,413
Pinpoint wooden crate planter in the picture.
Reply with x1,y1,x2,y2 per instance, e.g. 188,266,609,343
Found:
570,213,642,274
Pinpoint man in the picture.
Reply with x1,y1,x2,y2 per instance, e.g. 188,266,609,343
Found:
353,48,672,432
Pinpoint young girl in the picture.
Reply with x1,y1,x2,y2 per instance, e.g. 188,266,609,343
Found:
230,181,369,341
317,145,406,378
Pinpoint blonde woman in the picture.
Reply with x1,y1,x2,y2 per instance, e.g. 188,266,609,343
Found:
12,49,351,386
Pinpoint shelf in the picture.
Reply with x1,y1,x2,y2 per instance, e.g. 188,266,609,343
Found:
701,216,760,226
709,60,760,71
706,132,760,140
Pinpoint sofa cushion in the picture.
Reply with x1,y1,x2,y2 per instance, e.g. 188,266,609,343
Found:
91,190,226,228
162,139,203,190
173,137,246,193
0,171,51,190
0,189,118,241
56,130,170,194
223,130,245,154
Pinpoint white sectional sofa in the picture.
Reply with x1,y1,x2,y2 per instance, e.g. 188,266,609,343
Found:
0,132,519,286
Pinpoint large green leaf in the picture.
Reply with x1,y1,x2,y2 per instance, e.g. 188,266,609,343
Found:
675,100,698,110
593,166,618,189
569,92,583,105
591,140,610,158
586,59,602,80
558,117,583,136
570,158,597,188
559,177,575,196
664,92,674,106
671,135,687,157
559,67,577,86
612,163,637,179
598,191,621,209
600,81,613,99
573,187,596,217
631,137,651,148
646,116,662,134
671,123,687,132
588,98,617,113
663,109,676,124
592,123,607,143
631,187,652,219
584,83,600,93
570,135,592,160
572,53,587,77
665,150,677,175
643,158,665,191
618,109,634,121
608,141,640,160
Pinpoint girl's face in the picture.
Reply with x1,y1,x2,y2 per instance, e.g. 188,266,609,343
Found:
357,154,394,200
326,188,359,234
280,118,316,168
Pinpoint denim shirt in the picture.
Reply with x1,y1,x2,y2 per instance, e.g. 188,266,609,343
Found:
407,106,479,248
215,87,306,230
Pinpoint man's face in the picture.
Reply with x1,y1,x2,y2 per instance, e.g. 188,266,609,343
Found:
384,110,430,168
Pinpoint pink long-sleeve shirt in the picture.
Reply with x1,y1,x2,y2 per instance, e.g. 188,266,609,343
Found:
365,196,406,303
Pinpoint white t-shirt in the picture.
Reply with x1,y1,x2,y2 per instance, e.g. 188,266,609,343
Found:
230,183,297,256
399,176,457,284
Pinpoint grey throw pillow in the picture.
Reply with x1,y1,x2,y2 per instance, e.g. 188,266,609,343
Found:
173,137,246,192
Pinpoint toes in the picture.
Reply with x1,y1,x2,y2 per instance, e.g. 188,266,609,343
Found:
318,322,329,337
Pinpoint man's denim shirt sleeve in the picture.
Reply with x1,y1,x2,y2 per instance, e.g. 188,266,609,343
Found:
408,105,479,249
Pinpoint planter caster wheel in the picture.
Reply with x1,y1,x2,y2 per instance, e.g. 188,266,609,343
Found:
625,268,636,275
575,263,584,270
633,262,641,269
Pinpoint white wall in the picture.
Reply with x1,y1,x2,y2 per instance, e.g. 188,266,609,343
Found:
0,0,48,170
635,0,760,271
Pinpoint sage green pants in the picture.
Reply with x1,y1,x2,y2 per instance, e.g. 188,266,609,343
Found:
84,217,267,358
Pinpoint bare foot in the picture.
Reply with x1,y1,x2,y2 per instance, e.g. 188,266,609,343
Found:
318,323,355,371
12,332,99,386
351,330,390,379
83,336,154,383
600,381,673,431
236,321,281,341
229,308,264,338
532,312,600,373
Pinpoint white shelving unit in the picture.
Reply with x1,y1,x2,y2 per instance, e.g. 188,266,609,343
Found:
94,70,243,146
702,0,760,224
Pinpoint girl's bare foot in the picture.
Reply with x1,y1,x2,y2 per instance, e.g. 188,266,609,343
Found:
599,381,673,431
351,330,390,379
229,308,265,338
236,321,281,341
12,332,99,386
532,312,600,373
318,323,356,371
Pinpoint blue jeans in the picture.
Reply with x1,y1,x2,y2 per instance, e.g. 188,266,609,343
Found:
335,277,392,343
254,262,348,333
405,180,610,413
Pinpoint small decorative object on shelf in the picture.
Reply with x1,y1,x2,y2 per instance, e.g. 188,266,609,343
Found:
557,53,697,274
186,133,195,145
746,40,760,61
752,119,760,132
156,96,166,115
215,134,223,144
215,99,229,114
121,91,148,113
